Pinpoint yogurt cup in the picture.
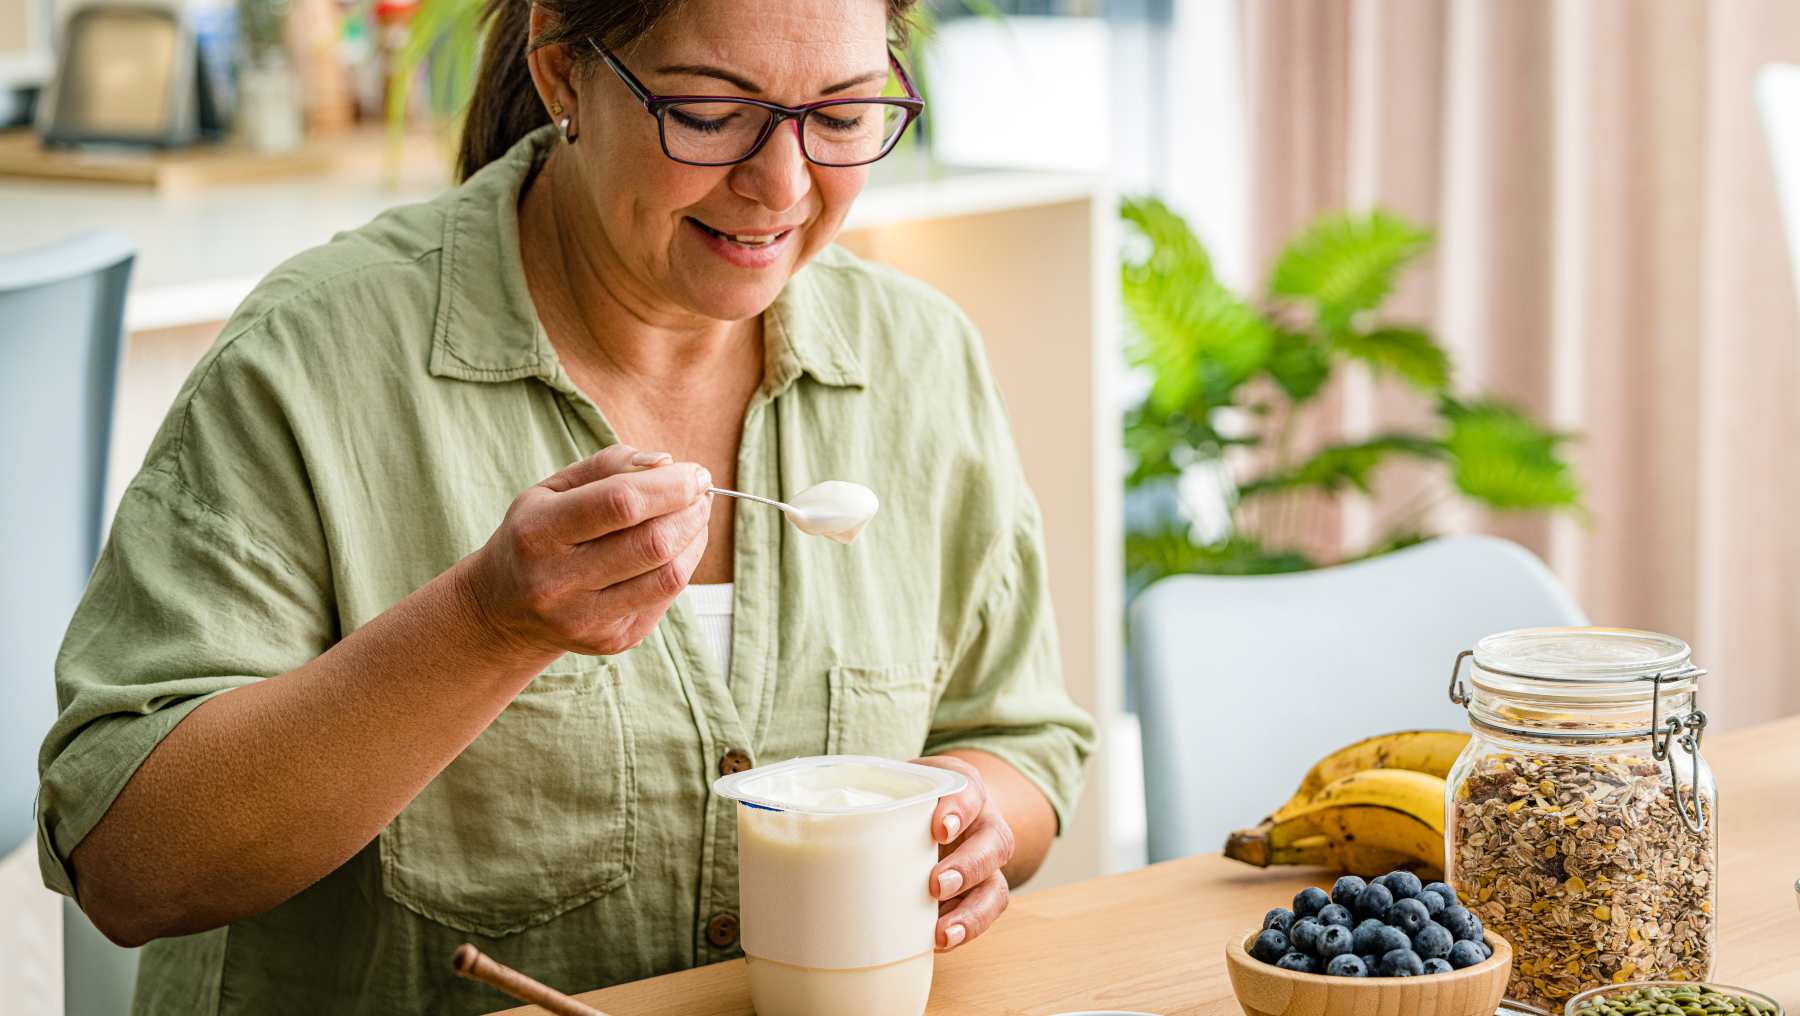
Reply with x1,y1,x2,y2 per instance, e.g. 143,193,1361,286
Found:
714,755,967,1016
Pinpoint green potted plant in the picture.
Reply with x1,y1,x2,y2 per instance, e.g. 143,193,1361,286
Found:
1120,197,1583,597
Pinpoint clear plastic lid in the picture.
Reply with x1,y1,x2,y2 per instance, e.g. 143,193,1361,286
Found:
1463,627,1703,737
712,754,967,816
1473,627,1692,682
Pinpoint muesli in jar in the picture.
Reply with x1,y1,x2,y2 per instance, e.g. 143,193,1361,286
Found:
1445,627,1717,1011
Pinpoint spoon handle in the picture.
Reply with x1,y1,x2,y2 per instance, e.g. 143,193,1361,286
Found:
707,487,796,514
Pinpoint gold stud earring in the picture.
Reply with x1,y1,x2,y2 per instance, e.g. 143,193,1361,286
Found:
550,101,564,117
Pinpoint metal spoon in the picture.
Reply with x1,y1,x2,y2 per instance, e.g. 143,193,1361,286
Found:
708,486,799,515
708,481,879,544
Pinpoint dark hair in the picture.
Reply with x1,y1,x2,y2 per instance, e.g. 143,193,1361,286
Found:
458,0,921,182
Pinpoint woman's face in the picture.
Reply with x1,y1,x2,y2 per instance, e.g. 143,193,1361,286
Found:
562,0,892,324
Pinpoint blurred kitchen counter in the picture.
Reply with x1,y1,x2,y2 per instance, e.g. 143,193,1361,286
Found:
0,127,454,330
0,138,1103,332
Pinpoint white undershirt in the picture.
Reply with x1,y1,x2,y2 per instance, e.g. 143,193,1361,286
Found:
684,583,736,679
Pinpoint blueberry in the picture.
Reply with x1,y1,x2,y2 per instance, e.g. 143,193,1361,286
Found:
1276,951,1319,973
1448,940,1486,969
1359,953,1378,973
1289,917,1324,955
1423,881,1459,908
1440,905,1482,943
1417,890,1445,917
1373,925,1413,956
1263,907,1295,933
1354,881,1394,921
1480,941,1493,959
1331,875,1368,909
1294,886,1331,919
1377,948,1425,977
1251,929,1291,963
1422,958,1454,975
1351,919,1387,955
1317,924,1355,959
1325,954,1369,977
1412,922,1454,960
1384,870,1424,900
1386,897,1432,936
1316,904,1354,929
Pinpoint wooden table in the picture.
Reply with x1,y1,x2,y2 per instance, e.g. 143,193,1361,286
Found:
497,716,1800,1015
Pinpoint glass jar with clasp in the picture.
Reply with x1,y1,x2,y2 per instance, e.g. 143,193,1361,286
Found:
1444,627,1717,1012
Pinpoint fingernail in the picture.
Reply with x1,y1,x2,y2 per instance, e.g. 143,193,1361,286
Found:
943,924,966,949
935,869,963,899
631,451,672,467
942,814,961,842
695,467,712,493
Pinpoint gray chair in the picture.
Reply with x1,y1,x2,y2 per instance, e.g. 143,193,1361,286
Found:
1128,534,1587,863
0,230,140,1016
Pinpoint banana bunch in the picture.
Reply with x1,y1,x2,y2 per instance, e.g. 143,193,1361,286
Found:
1223,730,1469,880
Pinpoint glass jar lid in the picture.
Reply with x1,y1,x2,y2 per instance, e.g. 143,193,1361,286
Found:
1473,627,1692,682
1464,626,1701,709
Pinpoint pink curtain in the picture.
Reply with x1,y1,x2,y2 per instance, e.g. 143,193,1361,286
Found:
1242,0,1800,730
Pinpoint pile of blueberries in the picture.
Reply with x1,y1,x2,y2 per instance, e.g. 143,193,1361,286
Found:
1249,870,1495,978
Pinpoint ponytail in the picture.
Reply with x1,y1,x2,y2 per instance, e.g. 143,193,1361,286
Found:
457,0,549,182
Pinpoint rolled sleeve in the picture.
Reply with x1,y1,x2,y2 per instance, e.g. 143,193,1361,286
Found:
36,466,332,899
924,500,1095,833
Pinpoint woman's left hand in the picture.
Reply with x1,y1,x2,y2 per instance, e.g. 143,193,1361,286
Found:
910,755,1015,952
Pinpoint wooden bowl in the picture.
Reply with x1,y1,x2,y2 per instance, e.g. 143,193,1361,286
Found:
1224,927,1513,1016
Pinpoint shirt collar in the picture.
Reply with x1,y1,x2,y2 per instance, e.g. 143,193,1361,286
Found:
429,126,865,392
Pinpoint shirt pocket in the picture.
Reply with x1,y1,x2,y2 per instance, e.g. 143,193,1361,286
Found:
826,662,942,760
378,655,637,936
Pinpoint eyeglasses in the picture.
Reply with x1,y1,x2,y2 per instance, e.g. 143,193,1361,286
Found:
591,40,925,168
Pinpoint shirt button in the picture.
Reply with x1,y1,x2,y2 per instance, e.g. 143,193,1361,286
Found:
706,912,740,948
719,748,753,776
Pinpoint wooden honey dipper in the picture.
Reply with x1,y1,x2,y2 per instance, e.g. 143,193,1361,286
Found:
451,943,610,1016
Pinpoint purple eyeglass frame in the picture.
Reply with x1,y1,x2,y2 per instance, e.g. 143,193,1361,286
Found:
590,39,926,168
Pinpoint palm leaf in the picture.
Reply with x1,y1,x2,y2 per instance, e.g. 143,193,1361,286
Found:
1333,326,1451,391
1269,210,1433,332
1122,196,1213,284
1126,525,1312,592
1238,435,1443,499
1123,275,1272,414
1121,197,1269,412
1265,327,1332,403
1440,398,1584,511
386,0,481,175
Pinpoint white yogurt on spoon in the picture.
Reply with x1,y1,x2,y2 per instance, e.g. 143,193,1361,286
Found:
707,480,880,544
783,481,880,544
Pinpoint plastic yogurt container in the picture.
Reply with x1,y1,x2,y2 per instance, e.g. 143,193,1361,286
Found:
714,755,967,1016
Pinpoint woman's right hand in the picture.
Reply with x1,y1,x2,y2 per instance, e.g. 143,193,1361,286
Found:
463,444,713,658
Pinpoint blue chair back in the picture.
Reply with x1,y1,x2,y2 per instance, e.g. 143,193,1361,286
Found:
0,230,138,1016
1128,535,1588,863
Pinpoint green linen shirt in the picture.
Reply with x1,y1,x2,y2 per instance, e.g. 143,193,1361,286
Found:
35,125,1094,1015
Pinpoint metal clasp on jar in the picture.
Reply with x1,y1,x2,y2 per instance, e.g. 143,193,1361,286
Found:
1446,653,1711,834
1649,666,1710,834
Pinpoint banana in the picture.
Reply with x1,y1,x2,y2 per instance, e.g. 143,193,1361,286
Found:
1224,768,1449,875
1267,833,1444,882
1270,730,1470,824
1285,768,1448,832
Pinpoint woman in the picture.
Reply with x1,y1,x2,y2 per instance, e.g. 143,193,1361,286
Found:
35,0,1093,1011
